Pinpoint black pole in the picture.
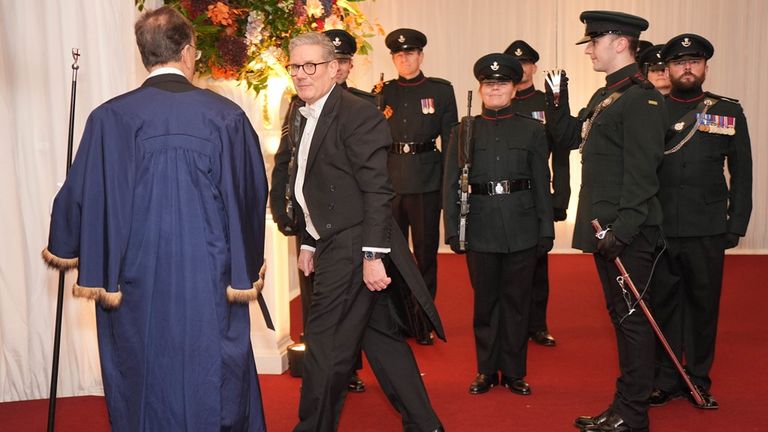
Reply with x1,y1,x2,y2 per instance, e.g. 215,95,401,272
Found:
47,48,80,432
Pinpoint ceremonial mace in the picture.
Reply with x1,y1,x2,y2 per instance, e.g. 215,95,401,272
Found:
591,219,705,407
47,48,80,432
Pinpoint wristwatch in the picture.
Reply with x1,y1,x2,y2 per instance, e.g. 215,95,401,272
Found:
363,251,385,261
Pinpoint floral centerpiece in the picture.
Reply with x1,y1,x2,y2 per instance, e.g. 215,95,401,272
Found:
135,0,383,95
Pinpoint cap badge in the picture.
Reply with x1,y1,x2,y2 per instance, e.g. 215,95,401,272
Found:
514,48,523,56
490,61,500,71
656,52,661,59
398,35,406,43
332,37,342,47
682,38,692,47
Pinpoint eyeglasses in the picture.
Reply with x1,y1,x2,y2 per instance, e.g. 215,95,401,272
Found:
187,44,202,61
286,61,332,76
669,58,704,68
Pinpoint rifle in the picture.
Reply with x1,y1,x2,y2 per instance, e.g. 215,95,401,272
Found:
375,72,384,111
457,91,473,251
591,219,706,407
285,101,302,224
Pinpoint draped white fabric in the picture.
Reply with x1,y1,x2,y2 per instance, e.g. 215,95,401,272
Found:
1,0,765,402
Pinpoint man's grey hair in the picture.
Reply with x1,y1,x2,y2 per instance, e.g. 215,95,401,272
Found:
289,32,336,61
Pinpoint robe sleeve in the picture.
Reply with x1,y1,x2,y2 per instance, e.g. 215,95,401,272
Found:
43,107,136,308
219,111,268,303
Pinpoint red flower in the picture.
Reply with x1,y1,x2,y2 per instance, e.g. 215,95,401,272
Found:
216,35,248,69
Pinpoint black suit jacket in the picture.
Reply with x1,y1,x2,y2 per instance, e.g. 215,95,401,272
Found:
290,85,445,339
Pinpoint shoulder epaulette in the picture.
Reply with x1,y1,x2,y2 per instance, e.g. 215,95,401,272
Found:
514,112,542,123
428,77,452,86
705,91,740,104
630,75,655,90
348,87,375,98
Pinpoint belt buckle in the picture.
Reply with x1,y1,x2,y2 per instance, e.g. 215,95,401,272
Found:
402,143,411,154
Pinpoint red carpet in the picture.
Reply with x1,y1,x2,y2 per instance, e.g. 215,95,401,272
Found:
2,254,766,431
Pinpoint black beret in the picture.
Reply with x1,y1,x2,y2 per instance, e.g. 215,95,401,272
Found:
324,29,357,58
638,44,666,71
473,53,523,83
660,33,714,62
576,10,649,45
504,40,539,63
385,28,427,53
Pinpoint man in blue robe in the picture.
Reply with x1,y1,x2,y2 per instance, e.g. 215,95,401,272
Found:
42,7,267,431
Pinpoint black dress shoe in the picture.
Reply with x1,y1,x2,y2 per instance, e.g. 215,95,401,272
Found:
686,385,719,409
573,407,612,430
530,330,556,347
348,373,365,393
593,412,648,432
416,332,434,345
648,388,682,406
500,375,531,395
468,373,498,394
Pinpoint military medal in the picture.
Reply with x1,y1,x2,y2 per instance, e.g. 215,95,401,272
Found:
531,111,546,124
697,113,736,135
421,98,435,114
544,69,564,107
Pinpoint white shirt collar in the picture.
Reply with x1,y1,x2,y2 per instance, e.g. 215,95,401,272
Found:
147,67,186,79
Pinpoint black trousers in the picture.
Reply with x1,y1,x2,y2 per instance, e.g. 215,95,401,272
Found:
651,235,726,392
466,247,537,379
295,224,440,432
528,252,551,333
391,191,441,339
294,236,362,371
592,232,658,429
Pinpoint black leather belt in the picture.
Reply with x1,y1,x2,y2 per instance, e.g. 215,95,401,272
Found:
470,179,532,195
390,140,436,155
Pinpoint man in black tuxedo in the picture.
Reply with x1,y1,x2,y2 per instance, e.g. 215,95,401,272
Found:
287,32,444,432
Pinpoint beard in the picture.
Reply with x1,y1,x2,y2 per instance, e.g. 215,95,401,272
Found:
671,70,705,91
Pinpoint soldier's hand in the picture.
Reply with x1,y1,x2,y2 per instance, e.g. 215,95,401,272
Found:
276,214,298,236
553,207,567,222
544,70,569,109
724,233,741,249
596,230,626,261
537,238,554,257
448,237,466,255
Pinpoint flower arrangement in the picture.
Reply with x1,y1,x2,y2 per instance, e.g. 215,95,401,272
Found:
135,0,383,95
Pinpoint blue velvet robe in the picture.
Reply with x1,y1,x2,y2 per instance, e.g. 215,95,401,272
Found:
44,74,267,431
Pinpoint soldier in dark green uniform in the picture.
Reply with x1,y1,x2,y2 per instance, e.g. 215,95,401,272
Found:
544,11,666,432
504,39,571,347
647,34,752,410
269,29,373,393
637,44,671,95
373,28,458,344
443,53,554,397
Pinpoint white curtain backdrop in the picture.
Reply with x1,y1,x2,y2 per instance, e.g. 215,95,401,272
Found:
1,0,766,402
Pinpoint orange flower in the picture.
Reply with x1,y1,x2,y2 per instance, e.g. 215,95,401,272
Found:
210,61,239,80
207,2,235,26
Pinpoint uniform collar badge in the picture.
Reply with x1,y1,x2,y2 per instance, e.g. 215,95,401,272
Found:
674,122,685,131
